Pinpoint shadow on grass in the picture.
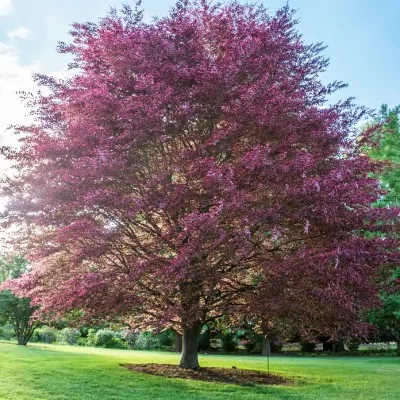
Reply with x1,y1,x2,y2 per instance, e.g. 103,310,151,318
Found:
0,342,309,400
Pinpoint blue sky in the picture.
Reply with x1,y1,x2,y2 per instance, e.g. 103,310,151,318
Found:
0,0,399,147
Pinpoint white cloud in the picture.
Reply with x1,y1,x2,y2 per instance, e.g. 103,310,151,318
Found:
0,42,40,146
0,42,40,213
0,43,70,213
8,26,29,39
0,0,12,16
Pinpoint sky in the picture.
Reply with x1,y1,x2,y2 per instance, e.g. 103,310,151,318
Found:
0,0,399,198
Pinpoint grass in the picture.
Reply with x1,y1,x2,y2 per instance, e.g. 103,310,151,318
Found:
0,342,399,399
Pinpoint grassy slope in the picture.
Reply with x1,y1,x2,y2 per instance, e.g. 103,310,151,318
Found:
0,342,399,400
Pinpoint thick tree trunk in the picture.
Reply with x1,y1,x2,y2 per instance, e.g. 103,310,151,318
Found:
15,324,35,346
396,341,400,356
17,333,28,345
262,337,271,357
179,322,202,369
175,332,182,353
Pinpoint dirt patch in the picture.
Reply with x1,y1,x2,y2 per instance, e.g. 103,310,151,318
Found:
121,363,292,386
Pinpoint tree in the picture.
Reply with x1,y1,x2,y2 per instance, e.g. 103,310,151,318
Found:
0,257,36,345
368,104,400,205
0,291,36,345
1,1,399,368
0,254,28,281
369,270,400,355
367,104,400,354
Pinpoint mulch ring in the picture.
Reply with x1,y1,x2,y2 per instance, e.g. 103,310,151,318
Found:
121,363,292,386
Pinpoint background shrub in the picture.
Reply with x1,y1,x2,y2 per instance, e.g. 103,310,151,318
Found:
133,330,174,351
79,327,89,338
36,326,57,344
77,337,87,346
86,329,96,346
59,328,81,345
236,329,264,354
220,331,238,353
95,329,115,347
121,330,138,348
198,325,213,352
346,339,361,351
300,341,316,353
157,329,175,349
0,324,15,340
134,332,159,350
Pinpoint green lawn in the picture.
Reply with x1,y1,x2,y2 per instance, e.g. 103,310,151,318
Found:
0,342,399,399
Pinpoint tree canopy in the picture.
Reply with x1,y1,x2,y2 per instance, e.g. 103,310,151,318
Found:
0,256,36,345
367,104,400,354
1,1,399,367
368,104,400,205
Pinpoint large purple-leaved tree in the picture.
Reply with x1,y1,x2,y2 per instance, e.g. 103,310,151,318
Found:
1,1,398,368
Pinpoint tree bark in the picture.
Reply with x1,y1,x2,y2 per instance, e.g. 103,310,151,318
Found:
262,337,271,357
175,332,182,353
179,321,202,369
15,324,35,346
396,341,400,356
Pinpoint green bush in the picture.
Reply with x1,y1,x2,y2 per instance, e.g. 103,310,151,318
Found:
30,330,40,342
91,329,125,348
358,348,396,356
79,327,89,338
121,330,138,348
77,337,87,346
37,326,58,344
198,325,213,351
86,329,96,346
157,329,175,348
133,330,175,351
0,324,14,340
59,328,81,345
236,329,264,354
95,329,115,347
346,339,361,351
300,341,316,353
220,331,238,353
110,337,126,349
134,332,159,350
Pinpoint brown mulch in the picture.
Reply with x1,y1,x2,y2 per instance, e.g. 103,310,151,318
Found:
121,363,292,386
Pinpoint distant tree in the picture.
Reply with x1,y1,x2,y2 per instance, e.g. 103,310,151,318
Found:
1,2,399,368
367,104,400,355
368,104,400,205
0,257,37,345
0,255,28,281
0,291,37,345
369,270,400,354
